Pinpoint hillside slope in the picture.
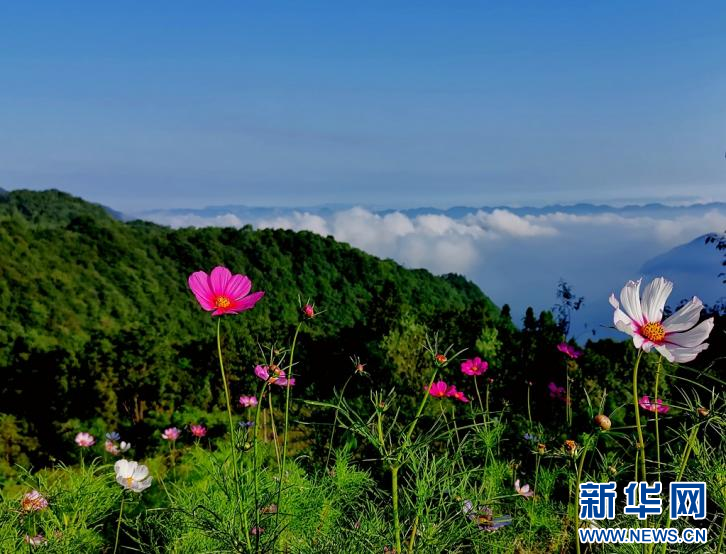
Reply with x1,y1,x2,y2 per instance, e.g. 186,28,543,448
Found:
0,189,503,459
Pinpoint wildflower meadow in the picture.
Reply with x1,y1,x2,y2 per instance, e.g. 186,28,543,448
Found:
0,191,724,553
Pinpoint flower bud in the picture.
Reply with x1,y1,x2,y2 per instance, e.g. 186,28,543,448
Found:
594,414,611,431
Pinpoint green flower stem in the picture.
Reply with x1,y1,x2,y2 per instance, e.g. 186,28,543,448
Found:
717,513,726,554
326,374,354,467
474,376,485,425
407,513,419,554
632,350,646,483
216,318,252,551
275,321,303,529
268,393,280,466
526,384,532,429
657,423,700,554
113,496,124,554
403,368,438,446
653,356,663,483
391,465,402,554
253,382,268,552
574,443,589,554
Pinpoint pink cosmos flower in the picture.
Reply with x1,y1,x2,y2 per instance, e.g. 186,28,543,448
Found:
514,479,534,498
548,382,569,404
303,304,315,318
161,427,181,441
190,424,207,438
21,491,48,512
75,432,95,447
104,440,120,455
239,395,258,408
188,266,265,316
254,365,295,387
610,277,714,363
639,395,670,414
460,357,489,376
557,343,583,359
428,380,449,398
446,385,470,403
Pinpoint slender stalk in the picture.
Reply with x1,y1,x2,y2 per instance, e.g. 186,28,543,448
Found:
485,381,491,427
268,393,281,466
566,366,572,427
658,424,700,554
474,377,485,424
403,369,438,445
717,513,726,554
168,441,176,479
653,356,663,482
253,383,267,552
216,318,252,551
407,514,419,554
574,444,589,554
326,374,354,467
631,350,646,483
113,497,125,554
391,465,402,554
526,384,532,429
275,322,303,527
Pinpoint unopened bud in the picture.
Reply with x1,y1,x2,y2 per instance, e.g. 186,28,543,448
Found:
594,414,611,431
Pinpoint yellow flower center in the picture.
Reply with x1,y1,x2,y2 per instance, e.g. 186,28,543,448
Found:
641,322,666,343
125,476,134,487
215,296,232,308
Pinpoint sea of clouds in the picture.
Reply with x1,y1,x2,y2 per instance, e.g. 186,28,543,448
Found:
145,206,726,340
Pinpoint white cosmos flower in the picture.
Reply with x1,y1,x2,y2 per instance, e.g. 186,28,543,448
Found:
609,277,714,363
114,459,152,493
119,441,131,452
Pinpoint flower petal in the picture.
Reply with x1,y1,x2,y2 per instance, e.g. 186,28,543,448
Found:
660,342,710,364
640,277,672,324
232,291,265,312
209,266,232,296
662,297,704,333
133,464,149,481
619,279,644,326
227,274,252,300
188,271,215,310
666,318,714,348
654,343,675,362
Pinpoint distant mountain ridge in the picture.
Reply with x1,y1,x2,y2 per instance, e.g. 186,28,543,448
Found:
640,233,725,307
137,201,726,226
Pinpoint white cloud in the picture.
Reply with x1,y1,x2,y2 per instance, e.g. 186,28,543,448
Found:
143,205,725,336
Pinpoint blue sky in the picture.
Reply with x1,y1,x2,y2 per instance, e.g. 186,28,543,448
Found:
1,1,725,210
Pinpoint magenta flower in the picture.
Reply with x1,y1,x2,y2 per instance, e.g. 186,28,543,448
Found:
446,385,470,403
161,427,181,441
460,357,489,376
548,382,569,404
21,491,48,512
254,365,295,387
514,479,534,498
239,395,258,408
104,440,120,455
639,395,670,414
190,424,207,438
428,380,449,398
303,304,316,318
188,266,265,316
75,432,95,447
557,343,583,359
